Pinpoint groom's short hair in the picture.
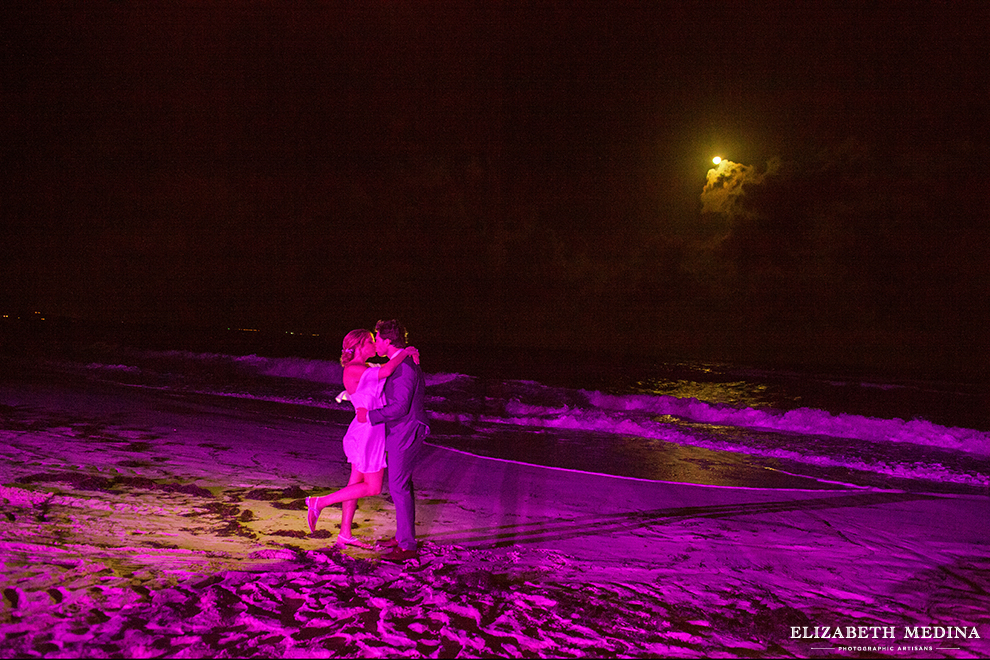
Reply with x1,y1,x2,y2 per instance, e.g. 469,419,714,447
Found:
375,319,408,348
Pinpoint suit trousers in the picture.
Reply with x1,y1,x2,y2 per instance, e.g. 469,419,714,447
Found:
387,423,427,551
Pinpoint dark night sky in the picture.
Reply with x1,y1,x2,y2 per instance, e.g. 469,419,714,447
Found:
3,2,988,371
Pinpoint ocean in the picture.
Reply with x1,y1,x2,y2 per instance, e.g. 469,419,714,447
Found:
4,320,988,497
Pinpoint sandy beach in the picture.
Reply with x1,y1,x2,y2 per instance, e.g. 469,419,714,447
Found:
1,372,988,658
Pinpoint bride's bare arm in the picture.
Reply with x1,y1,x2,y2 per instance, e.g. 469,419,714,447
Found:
377,346,419,380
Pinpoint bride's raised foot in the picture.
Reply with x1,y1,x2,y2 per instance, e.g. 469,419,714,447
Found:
306,496,320,534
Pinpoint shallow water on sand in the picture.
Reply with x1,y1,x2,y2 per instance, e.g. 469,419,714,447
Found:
3,325,988,496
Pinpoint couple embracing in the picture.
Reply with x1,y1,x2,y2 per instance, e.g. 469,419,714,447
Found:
306,319,428,563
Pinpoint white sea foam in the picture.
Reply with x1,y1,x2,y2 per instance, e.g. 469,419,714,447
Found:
584,390,990,455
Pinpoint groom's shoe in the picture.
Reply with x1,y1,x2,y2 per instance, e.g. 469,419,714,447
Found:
381,547,418,563
376,537,399,549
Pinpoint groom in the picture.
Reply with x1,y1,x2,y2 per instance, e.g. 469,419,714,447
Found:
356,319,428,562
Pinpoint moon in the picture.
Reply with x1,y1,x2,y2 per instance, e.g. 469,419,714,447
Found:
712,156,722,165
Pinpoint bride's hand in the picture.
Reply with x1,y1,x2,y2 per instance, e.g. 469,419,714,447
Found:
405,346,420,365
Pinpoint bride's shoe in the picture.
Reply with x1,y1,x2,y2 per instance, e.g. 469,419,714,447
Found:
306,497,320,534
336,534,370,549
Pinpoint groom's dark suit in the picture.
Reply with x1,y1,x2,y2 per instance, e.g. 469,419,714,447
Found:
368,354,428,551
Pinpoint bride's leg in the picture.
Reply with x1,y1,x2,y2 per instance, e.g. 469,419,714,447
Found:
308,465,362,534
339,467,364,539
313,468,384,512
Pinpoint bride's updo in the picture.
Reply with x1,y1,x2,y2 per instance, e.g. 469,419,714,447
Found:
340,329,373,366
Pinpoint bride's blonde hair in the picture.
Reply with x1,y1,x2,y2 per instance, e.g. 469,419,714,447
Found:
340,329,373,366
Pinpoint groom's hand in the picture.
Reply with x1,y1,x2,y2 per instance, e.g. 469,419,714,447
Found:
357,407,368,423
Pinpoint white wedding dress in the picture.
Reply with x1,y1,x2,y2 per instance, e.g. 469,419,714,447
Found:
338,366,387,473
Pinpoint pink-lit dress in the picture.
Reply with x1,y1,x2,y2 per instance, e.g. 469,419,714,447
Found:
340,366,387,473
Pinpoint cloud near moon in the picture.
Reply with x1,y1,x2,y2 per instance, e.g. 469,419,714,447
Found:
700,159,774,218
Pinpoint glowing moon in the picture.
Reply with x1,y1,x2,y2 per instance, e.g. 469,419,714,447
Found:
713,156,722,165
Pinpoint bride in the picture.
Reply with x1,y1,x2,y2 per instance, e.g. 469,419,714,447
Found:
305,329,418,546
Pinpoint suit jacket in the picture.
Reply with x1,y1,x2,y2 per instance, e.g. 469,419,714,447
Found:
367,356,428,445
